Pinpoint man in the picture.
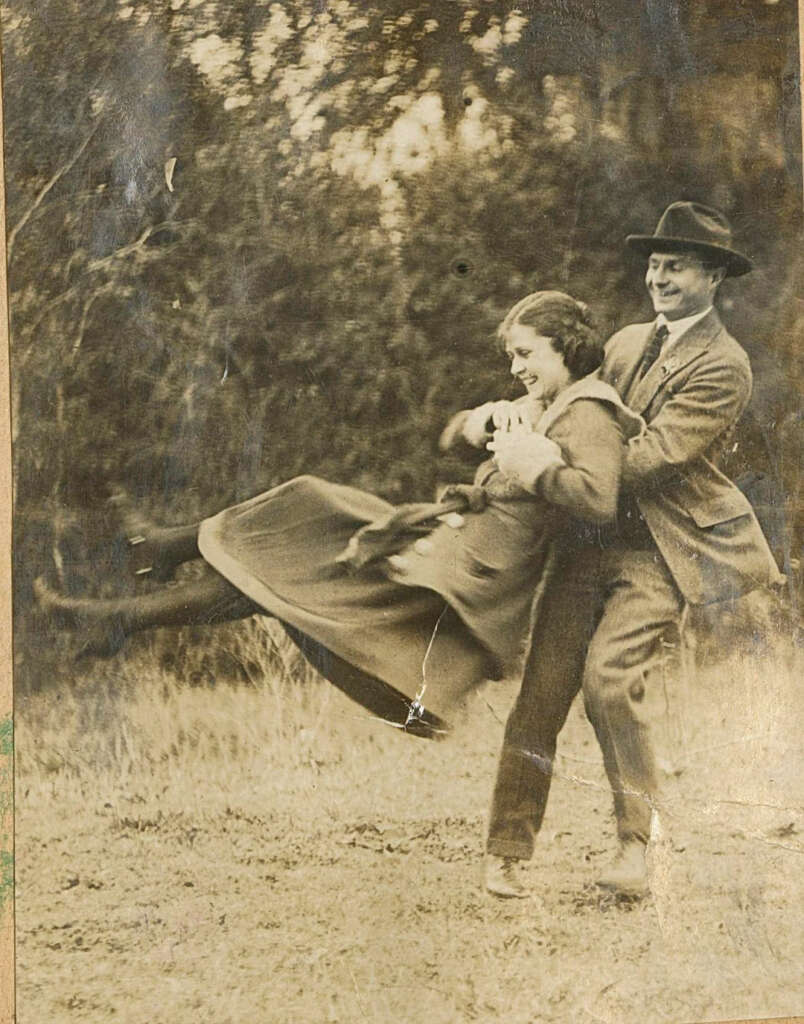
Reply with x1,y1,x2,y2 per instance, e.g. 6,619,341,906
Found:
483,201,784,899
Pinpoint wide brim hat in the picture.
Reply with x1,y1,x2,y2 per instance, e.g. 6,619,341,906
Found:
626,201,753,277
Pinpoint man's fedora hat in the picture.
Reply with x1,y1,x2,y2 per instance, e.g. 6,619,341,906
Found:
626,201,753,277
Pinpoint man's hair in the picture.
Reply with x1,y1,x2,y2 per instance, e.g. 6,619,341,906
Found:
650,250,726,276
497,290,604,379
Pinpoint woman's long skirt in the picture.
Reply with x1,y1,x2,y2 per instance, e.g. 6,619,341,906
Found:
197,475,550,734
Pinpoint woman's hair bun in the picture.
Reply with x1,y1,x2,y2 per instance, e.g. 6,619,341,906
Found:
574,299,594,328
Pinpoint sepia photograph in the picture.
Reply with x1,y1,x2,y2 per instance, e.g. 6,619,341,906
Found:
2,1,802,1022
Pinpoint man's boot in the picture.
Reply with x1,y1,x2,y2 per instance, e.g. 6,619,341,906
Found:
595,838,649,897
484,855,529,899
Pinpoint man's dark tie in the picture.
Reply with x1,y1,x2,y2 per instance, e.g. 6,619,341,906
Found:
637,322,670,379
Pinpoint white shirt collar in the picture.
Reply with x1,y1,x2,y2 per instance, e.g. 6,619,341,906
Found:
656,306,713,344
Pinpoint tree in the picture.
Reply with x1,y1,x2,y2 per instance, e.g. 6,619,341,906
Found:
4,0,800,686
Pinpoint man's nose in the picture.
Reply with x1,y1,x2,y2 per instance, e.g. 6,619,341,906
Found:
650,264,669,286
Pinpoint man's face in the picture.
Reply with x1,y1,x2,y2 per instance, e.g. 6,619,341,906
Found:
645,251,724,320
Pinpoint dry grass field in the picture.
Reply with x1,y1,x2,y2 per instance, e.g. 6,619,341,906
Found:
14,616,804,1024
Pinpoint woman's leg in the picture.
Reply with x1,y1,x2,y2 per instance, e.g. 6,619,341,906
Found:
415,607,492,719
129,523,201,574
109,491,201,579
34,571,260,655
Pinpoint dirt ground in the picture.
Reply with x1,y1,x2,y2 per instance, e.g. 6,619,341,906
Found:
13,627,804,1024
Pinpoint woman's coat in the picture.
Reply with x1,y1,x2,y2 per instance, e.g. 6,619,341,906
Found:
197,381,631,727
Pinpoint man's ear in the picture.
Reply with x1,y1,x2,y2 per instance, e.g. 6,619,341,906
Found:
711,266,727,288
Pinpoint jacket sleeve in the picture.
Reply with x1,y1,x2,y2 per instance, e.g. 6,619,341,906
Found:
623,356,752,492
538,399,623,524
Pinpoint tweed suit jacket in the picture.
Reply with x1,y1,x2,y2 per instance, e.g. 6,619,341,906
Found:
600,308,783,605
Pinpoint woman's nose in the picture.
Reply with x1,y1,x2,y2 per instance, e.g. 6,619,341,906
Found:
510,357,524,376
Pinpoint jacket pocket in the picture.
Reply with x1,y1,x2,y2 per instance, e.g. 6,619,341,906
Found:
684,490,753,528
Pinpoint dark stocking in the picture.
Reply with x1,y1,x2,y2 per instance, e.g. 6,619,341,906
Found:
34,572,260,657
130,522,201,576
108,491,201,580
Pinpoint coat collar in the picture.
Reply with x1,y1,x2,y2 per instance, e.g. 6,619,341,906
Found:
656,305,713,342
536,373,645,439
627,307,724,414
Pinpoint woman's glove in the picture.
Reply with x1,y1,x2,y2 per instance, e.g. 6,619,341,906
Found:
486,425,564,492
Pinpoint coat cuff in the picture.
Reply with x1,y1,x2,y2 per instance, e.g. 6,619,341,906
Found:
524,455,566,495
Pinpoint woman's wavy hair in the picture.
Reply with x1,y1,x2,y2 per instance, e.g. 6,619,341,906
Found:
497,290,603,379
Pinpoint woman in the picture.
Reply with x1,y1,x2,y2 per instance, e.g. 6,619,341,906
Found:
36,292,641,737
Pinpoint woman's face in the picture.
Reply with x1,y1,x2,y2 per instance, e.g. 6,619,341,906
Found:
504,323,573,403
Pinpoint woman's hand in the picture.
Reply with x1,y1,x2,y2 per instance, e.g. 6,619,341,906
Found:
489,400,542,433
439,398,545,451
487,424,565,492
464,399,540,447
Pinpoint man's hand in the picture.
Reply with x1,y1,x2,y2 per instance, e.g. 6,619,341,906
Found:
487,424,564,491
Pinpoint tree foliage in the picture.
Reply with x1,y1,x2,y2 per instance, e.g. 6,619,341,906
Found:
3,0,801,684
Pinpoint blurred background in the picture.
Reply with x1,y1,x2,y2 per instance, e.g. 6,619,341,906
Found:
3,0,802,690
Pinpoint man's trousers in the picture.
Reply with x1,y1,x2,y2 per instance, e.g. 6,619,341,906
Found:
486,542,685,859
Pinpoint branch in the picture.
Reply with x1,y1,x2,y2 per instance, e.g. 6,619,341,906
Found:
85,221,168,272
7,121,101,260
69,282,117,364
16,217,188,341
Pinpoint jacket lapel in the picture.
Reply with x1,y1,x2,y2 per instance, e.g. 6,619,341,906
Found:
628,309,724,415
616,324,654,404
